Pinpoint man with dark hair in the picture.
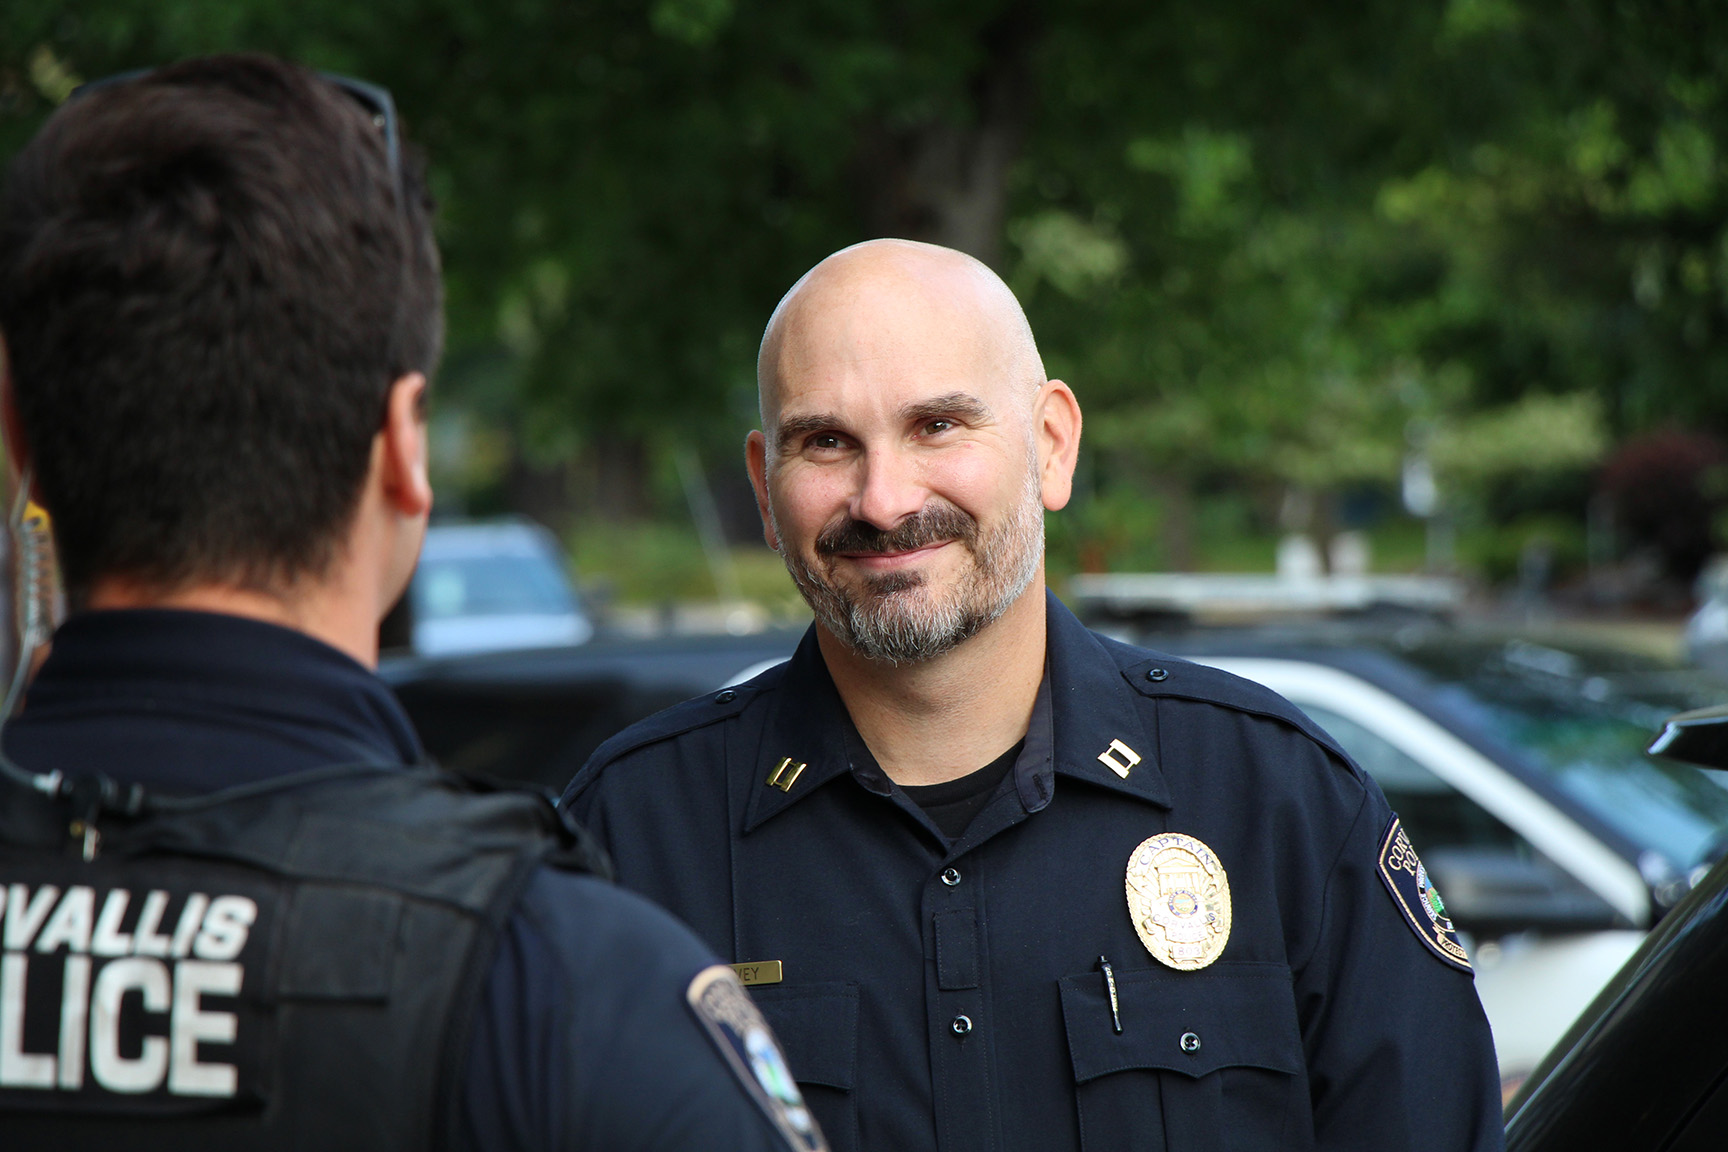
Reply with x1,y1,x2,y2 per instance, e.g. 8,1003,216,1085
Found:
566,239,1502,1151
0,55,821,1152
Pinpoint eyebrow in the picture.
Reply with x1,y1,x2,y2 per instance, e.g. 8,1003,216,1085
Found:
773,392,996,452
775,413,841,448
902,392,994,426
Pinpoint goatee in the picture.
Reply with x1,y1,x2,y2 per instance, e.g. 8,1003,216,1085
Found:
774,467,1045,665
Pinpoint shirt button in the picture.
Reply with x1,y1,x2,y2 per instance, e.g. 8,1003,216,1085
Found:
940,867,962,887
1146,668,1169,682
715,689,737,704
1179,1031,1202,1053
951,1015,973,1036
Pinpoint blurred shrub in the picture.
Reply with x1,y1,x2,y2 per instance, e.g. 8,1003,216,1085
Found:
570,522,799,610
1597,430,1726,583
1460,514,1587,587
1046,487,1166,581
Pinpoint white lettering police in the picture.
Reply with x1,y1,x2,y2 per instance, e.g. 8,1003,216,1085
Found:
0,884,254,1097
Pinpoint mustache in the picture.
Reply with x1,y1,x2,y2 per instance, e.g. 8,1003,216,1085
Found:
815,502,978,556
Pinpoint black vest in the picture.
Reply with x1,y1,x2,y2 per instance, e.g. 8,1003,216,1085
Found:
0,764,602,1150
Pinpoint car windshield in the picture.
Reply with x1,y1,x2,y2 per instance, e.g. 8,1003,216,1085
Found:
413,553,577,620
1395,634,1728,872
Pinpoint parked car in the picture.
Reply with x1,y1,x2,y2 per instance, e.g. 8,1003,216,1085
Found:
397,519,593,657
1503,703,1728,1148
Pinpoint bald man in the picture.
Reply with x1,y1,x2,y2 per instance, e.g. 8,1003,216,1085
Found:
564,240,1503,1152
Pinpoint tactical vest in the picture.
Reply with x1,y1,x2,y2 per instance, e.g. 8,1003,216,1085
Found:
0,764,603,1150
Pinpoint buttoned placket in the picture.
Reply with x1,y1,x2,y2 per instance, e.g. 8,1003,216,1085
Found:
907,674,1053,1152
750,711,1016,1152
833,721,1005,1150
920,817,1017,1150
924,838,988,1149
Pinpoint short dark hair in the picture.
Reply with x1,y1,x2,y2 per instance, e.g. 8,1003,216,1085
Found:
0,53,443,597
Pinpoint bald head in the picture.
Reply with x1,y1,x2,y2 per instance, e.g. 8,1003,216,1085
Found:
757,240,1046,434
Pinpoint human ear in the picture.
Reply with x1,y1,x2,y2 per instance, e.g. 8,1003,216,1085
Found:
745,430,779,550
380,373,433,518
1035,380,1082,511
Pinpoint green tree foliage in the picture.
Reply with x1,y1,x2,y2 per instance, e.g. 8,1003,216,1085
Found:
3,0,1725,560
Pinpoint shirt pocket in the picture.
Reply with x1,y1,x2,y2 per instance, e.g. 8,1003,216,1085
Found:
749,981,860,1152
1058,962,1309,1152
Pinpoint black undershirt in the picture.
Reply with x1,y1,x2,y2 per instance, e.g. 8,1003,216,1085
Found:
900,739,1025,840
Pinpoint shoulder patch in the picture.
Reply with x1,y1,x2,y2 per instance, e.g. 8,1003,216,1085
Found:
1377,816,1472,974
686,965,828,1151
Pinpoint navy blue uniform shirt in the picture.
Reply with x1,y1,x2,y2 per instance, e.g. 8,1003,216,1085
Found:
2,609,797,1152
565,593,1504,1152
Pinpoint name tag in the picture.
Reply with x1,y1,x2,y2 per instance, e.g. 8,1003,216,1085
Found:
729,960,783,986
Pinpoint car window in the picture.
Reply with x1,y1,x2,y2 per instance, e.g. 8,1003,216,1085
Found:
1397,638,1728,873
1299,703,1526,856
1298,701,1625,934
412,553,577,619
1453,690,1728,873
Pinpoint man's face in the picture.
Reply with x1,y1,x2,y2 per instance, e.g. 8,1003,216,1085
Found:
749,275,1053,664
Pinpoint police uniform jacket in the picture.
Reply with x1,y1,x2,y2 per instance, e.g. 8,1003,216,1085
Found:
564,592,1505,1152
0,610,804,1152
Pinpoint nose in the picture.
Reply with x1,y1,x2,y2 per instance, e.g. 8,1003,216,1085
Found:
850,446,927,531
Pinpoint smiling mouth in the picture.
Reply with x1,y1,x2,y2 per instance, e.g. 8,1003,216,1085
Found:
836,541,951,568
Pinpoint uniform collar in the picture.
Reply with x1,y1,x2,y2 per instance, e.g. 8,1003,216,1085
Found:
4,608,425,791
1040,590,1172,808
742,590,1171,834
742,629,882,833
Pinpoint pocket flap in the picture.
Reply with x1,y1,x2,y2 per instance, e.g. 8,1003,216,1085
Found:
1059,962,1302,1082
748,981,859,1090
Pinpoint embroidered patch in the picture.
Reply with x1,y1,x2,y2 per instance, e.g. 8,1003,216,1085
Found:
1378,816,1472,973
686,965,829,1151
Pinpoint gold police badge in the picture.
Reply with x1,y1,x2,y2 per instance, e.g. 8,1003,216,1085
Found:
1125,832,1232,971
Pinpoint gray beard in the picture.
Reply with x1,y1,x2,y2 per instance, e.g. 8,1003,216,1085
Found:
773,466,1045,665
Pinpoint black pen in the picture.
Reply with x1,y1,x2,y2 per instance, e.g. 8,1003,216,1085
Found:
1096,955,1122,1033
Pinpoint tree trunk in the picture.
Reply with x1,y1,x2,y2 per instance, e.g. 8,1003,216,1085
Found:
850,6,1039,268
1151,475,1196,572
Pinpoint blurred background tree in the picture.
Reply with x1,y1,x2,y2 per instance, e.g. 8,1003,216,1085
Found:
4,0,1726,607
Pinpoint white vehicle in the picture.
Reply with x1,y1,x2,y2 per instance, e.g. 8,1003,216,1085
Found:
407,520,593,657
